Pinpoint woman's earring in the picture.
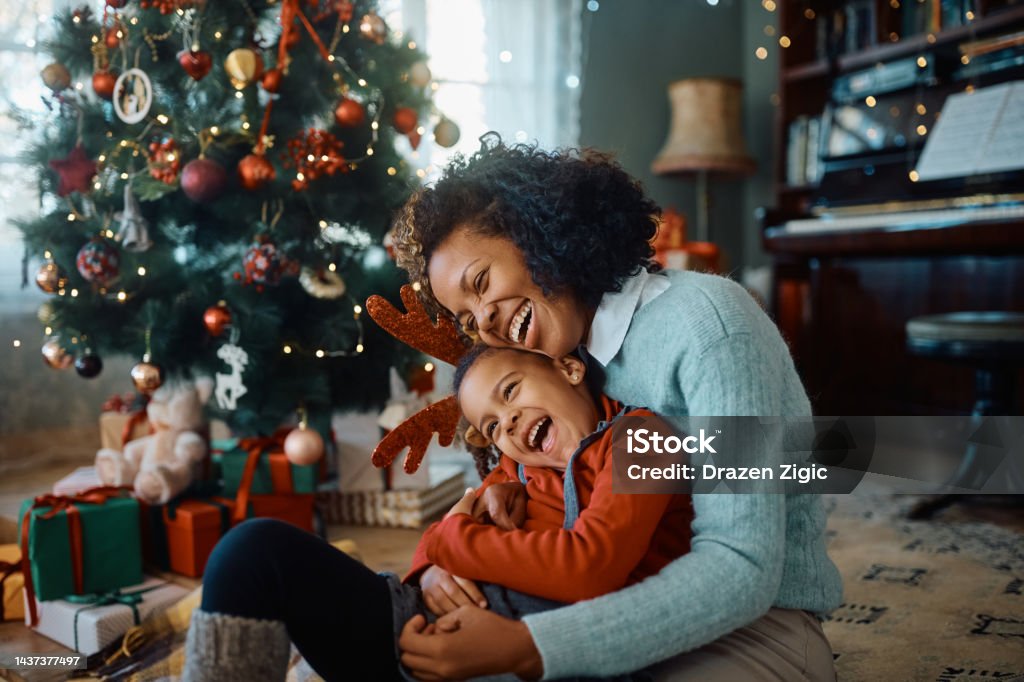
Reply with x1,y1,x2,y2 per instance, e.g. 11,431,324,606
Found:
571,373,579,382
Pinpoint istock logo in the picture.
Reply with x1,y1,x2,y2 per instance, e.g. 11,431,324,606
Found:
626,428,717,454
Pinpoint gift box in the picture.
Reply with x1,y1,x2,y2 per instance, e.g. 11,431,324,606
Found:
212,436,319,497
53,467,103,496
27,576,189,655
19,488,143,625
139,496,233,578
99,410,151,451
1,544,25,622
237,494,315,533
317,464,465,528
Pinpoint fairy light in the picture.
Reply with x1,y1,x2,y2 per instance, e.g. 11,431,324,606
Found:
75,82,83,90
408,41,417,49
73,15,81,23
416,126,425,135
210,126,220,135
307,154,316,162
909,170,920,182
98,154,106,162
916,124,928,136
12,340,21,348
137,266,147,276
67,213,75,221
755,47,768,60
366,147,374,156
328,262,337,272
44,250,52,259
342,24,350,33
865,96,877,107
214,31,223,39
916,103,927,114
157,115,169,124
120,172,129,179
965,10,975,20
358,78,367,87
328,55,335,62
105,229,114,238
71,289,79,298
353,304,363,315
320,155,329,162
764,25,775,36
762,0,776,10
296,172,305,181
283,344,293,354
371,121,379,130
235,91,243,99
316,349,325,358
804,8,815,18
130,16,138,25
387,167,397,176
45,326,52,335
411,281,422,292
926,33,936,44
890,0,900,6
917,56,928,68
416,169,426,178
242,121,250,130
91,35,98,43
94,181,102,190
117,291,126,301
319,220,328,228
965,85,975,93
961,55,970,65
424,362,434,372
499,51,512,63
779,36,791,48
355,343,364,353
431,82,439,91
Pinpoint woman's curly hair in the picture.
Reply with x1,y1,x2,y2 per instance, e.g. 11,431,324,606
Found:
391,133,660,311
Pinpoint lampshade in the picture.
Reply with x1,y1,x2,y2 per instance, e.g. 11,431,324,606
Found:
652,77,755,177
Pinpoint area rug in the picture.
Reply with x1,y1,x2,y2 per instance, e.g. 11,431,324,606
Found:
823,494,1024,682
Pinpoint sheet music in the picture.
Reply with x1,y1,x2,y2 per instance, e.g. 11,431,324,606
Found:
915,81,1023,181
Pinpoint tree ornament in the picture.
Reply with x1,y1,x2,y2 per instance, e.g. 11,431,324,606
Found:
203,302,232,337
178,50,212,81
92,69,117,100
75,352,103,378
284,422,324,466
433,117,461,148
181,157,227,203
106,0,128,7
113,68,153,124
214,343,249,410
241,240,286,289
130,355,164,394
408,129,422,150
104,25,123,49
299,266,346,299
76,238,121,285
392,107,417,134
359,12,387,44
238,152,276,191
42,338,73,370
333,0,355,22
285,129,347,191
141,0,198,14
40,63,71,92
260,67,283,93
115,183,153,252
49,145,97,197
224,48,263,89
333,97,365,128
36,261,68,294
408,61,431,88
148,138,180,183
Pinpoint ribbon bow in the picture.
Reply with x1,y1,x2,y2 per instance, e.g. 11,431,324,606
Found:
233,431,291,524
65,584,163,653
20,486,132,626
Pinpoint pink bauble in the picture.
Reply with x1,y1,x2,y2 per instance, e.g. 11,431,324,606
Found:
284,426,324,466
181,158,227,203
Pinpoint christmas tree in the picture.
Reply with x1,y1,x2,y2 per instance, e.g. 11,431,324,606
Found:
18,0,458,436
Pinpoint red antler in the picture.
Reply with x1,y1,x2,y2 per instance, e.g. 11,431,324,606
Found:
372,395,461,474
366,285,467,366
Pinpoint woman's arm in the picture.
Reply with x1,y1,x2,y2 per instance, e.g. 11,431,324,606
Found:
423,448,673,602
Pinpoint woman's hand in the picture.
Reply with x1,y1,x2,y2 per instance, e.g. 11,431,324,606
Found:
400,605,544,681
471,481,527,530
419,565,487,616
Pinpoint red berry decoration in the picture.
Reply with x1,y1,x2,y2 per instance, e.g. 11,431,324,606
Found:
107,0,127,7
334,98,365,128
181,157,227,203
238,153,276,191
76,238,120,285
178,50,213,81
284,129,347,191
203,302,232,337
92,69,117,100
242,240,286,289
148,138,181,184
393,107,418,135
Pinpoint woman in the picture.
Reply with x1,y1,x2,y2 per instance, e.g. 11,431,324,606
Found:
390,135,842,681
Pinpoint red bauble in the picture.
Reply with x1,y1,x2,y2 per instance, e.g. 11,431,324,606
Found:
76,239,120,285
392,107,417,134
50,145,97,197
238,153,276,191
106,0,127,7
178,50,212,81
260,67,283,93
92,70,117,100
334,98,366,128
181,158,227,203
105,27,122,49
203,303,232,337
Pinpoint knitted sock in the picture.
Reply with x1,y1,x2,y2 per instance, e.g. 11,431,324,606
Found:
183,609,291,682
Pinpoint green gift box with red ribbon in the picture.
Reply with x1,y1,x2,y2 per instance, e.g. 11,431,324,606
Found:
18,487,142,626
212,433,320,496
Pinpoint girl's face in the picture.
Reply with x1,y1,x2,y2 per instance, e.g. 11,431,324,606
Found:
428,227,591,359
459,350,597,470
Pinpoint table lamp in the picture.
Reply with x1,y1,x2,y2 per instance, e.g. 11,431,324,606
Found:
652,77,756,246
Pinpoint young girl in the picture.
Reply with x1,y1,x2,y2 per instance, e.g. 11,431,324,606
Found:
184,343,691,682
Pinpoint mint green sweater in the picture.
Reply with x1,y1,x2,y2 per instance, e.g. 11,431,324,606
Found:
521,270,843,678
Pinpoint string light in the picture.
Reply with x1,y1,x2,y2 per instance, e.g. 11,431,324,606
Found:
67,213,75,221
353,304,363,315
105,229,114,238
283,344,293,354
411,281,422,292
71,289,79,298
117,291,126,301
316,349,325,358
371,121,379,130
909,170,920,182
917,56,927,67
804,8,815,19
779,36,791,48
755,47,768,60
357,78,367,87
44,250,51,259
916,103,927,114
965,10,975,20
916,124,928,135
961,55,970,65
865,96,877,107
387,167,397,176
366,147,374,156
424,362,435,372
214,31,222,39
408,41,416,49
328,262,337,271
355,344,364,353
342,24,350,33
45,326,52,335
764,25,775,36
12,340,21,348
137,266,147,276
157,115,169,124
210,126,220,135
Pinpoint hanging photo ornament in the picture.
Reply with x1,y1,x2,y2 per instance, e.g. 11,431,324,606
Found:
113,68,153,125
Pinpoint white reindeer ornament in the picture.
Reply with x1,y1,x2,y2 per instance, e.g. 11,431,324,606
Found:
215,343,249,410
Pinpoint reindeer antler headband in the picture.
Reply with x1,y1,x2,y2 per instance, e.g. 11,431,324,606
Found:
365,285,470,474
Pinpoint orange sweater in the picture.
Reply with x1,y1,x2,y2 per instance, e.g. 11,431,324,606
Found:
405,397,693,604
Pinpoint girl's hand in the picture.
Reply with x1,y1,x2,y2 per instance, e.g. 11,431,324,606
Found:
445,487,476,518
419,565,488,615
471,481,527,530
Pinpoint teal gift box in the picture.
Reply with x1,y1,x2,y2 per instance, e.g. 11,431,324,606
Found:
211,437,319,496
19,491,142,605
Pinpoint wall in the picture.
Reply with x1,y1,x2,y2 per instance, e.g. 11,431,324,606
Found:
578,0,780,274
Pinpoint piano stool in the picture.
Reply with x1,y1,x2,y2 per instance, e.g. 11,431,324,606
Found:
904,312,1024,519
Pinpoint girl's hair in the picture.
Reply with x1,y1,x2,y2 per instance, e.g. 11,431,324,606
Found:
391,133,660,313
453,343,504,479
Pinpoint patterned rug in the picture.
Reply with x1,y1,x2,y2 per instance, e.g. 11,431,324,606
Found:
823,494,1024,682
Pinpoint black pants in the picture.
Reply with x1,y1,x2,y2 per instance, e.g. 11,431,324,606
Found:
201,518,403,682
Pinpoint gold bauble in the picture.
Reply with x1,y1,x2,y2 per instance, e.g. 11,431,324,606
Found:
41,63,72,92
433,118,461,148
408,61,431,88
41,338,73,370
130,358,165,394
224,48,262,90
284,425,325,466
359,12,387,45
35,261,68,294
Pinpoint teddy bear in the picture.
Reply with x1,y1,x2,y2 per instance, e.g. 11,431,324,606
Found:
95,379,212,505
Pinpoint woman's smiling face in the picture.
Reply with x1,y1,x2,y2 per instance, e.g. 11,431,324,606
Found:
427,226,591,358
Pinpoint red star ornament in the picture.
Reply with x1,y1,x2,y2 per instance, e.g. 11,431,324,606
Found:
49,145,97,197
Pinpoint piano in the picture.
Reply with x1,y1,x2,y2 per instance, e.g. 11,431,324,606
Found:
763,43,1024,416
